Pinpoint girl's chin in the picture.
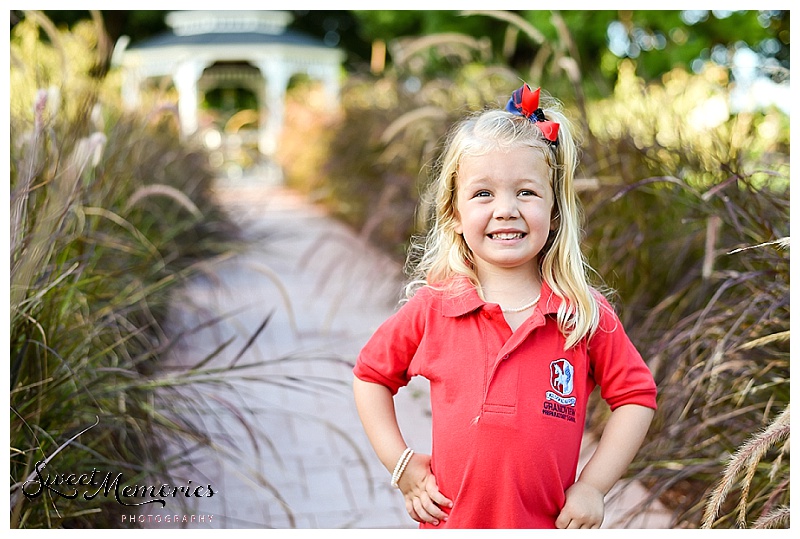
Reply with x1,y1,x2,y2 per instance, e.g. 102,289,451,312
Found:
475,257,540,273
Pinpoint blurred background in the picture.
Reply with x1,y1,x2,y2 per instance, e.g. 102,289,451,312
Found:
9,9,789,530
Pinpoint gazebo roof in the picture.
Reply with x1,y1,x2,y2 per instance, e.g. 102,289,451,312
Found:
129,10,331,51
120,10,344,81
130,30,328,50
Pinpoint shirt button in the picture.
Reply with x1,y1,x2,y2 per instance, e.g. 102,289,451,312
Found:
482,311,492,319
503,354,510,360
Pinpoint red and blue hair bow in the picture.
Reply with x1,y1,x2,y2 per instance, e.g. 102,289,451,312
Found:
504,83,560,146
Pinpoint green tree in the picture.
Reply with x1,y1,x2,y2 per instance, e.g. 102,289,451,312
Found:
351,10,788,95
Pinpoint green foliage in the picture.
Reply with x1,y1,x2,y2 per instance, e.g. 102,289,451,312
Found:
351,10,788,97
353,10,499,42
10,14,239,528
594,10,788,81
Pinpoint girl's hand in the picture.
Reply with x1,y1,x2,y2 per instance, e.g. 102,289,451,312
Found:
396,453,453,526
555,481,605,529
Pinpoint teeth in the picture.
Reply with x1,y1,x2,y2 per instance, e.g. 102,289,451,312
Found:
491,232,523,240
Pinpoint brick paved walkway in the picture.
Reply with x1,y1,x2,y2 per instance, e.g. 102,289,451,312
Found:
148,171,674,529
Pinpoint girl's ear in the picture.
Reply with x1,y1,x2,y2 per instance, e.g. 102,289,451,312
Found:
453,214,463,235
451,184,463,234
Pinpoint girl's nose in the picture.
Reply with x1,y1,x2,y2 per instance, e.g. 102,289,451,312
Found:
493,194,520,219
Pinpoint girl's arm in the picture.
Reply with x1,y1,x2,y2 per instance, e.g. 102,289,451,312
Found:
555,403,655,529
352,377,453,525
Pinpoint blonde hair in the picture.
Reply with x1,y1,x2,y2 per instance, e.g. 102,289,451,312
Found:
406,92,601,349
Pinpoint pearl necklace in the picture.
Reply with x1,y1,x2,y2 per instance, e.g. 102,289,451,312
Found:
501,294,541,313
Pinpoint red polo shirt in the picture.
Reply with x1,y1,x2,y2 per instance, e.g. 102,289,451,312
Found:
354,278,657,529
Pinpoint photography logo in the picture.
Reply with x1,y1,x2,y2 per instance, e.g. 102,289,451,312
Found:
19,418,216,514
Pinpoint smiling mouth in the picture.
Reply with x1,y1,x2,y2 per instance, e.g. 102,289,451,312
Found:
488,232,526,240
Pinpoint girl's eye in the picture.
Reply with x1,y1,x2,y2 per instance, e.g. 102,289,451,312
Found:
474,190,491,198
519,189,537,197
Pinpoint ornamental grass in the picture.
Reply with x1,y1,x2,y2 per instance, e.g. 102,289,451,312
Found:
580,62,789,529
10,13,244,527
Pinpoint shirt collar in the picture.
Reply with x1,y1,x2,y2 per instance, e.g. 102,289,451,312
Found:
440,276,564,317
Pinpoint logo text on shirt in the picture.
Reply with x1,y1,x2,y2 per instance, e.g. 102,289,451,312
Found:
541,359,577,423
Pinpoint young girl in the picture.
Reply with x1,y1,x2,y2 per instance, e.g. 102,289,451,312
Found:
353,83,657,529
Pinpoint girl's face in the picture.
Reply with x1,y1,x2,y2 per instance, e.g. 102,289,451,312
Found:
453,145,555,278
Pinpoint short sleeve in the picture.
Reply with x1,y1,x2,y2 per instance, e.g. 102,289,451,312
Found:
588,295,657,410
353,287,432,395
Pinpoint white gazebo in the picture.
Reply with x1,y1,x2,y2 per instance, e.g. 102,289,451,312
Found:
117,10,345,156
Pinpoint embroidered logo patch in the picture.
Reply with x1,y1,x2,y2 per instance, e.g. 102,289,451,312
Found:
542,358,577,423
550,358,574,396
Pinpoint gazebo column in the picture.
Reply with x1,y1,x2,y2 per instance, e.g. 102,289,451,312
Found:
120,68,142,109
319,64,342,105
173,59,210,137
255,61,291,157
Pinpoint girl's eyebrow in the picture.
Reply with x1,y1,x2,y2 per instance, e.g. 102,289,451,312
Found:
475,176,548,186
521,178,551,190
457,175,491,187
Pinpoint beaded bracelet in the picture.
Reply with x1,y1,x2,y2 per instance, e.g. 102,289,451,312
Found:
390,448,414,488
